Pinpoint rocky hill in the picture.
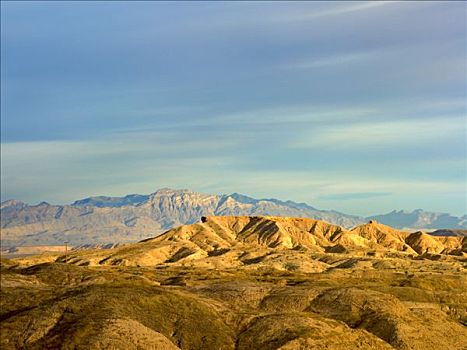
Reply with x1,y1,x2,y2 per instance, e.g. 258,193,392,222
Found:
1,188,465,248
2,216,466,350
60,216,466,269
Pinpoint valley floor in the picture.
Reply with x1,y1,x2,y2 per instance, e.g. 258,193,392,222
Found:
1,254,466,350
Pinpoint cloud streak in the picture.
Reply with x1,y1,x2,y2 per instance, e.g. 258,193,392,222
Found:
278,52,375,70
276,1,396,22
290,116,465,151
319,192,392,201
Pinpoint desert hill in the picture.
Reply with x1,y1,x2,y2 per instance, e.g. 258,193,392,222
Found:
1,215,466,349
2,189,465,250
58,216,466,269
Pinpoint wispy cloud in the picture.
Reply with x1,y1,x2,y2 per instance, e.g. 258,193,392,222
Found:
290,116,465,151
202,105,376,127
319,192,391,201
278,51,376,70
276,1,396,22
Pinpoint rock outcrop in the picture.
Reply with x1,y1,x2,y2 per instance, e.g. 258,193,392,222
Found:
59,216,466,268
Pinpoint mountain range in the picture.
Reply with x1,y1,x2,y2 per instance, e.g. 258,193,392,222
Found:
1,188,466,247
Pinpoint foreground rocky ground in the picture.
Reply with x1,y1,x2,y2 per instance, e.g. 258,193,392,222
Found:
1,216,466,349
2,256,466,349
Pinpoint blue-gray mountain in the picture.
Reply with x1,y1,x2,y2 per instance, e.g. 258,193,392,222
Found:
1,188,465,247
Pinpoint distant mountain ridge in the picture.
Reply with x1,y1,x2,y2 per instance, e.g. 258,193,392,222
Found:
72,194,149,208
368,209,466,231
1,188,465,247
63,190,467,230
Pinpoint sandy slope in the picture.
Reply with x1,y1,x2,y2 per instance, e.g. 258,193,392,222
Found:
1,216,466,349
55,216,465,269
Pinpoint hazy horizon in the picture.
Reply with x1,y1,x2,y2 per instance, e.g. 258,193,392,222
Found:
1,1,466,216
1,186,465,219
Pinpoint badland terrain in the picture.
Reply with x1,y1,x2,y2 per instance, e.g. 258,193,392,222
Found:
1,215,466,349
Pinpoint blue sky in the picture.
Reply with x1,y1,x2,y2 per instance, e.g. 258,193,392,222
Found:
1,1,465,216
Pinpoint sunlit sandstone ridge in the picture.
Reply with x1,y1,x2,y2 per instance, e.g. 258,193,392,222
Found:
57,216,466,268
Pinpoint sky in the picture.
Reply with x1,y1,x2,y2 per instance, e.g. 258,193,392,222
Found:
1,1,466,216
